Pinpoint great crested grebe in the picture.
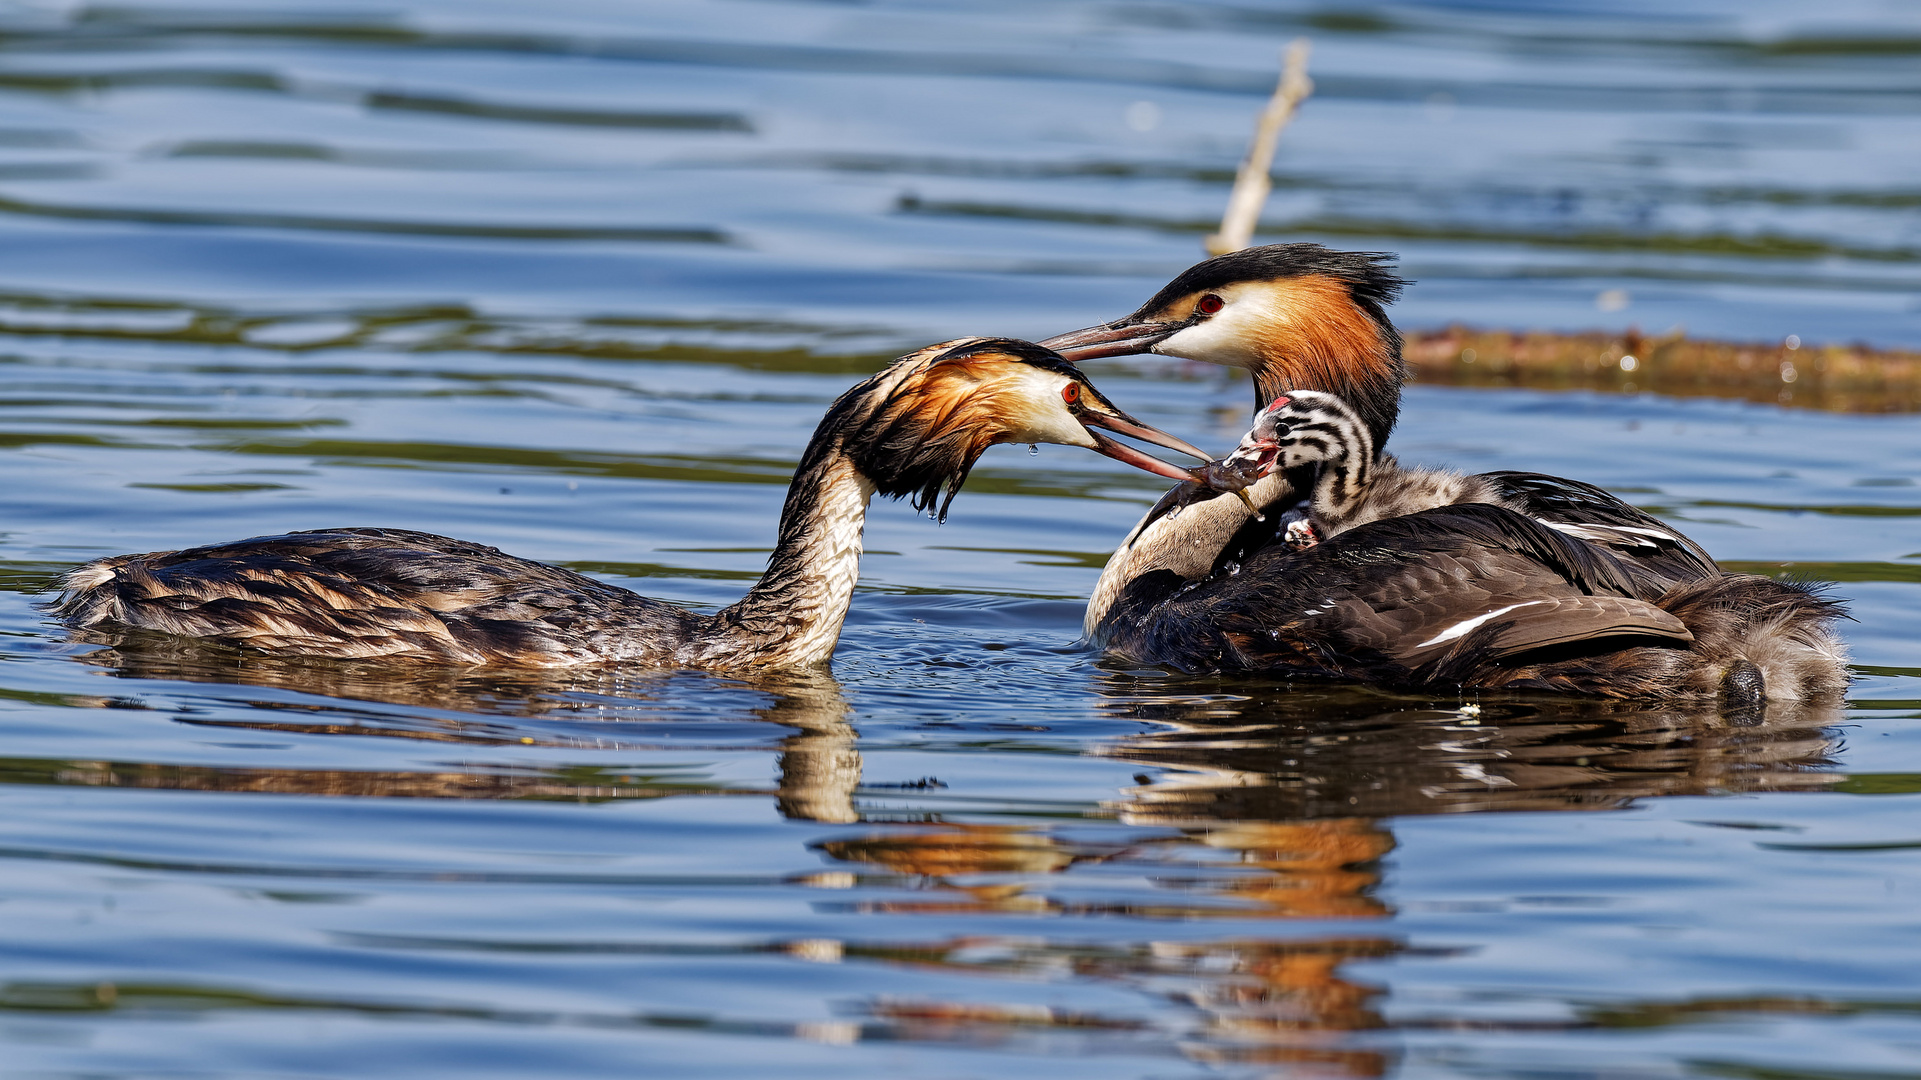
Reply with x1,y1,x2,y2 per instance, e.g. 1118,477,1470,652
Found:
1118,389,1847,700
52,338,1209,671
1039,244,1847,701
1040,245,1720,630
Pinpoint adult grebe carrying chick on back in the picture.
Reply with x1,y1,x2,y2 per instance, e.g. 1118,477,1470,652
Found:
51,338,1210,671
1108,388,1849,701
1040,246,1849,703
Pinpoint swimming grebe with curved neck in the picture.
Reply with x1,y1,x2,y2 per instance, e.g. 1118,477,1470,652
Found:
51,338,1209,671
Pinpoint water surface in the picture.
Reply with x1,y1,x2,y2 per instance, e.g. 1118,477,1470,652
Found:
0,2,1918,1077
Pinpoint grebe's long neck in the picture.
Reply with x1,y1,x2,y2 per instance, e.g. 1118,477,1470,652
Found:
679,446,875,670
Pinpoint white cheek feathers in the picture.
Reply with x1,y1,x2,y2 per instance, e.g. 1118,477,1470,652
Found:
1149,284,1273,369
1154,308,1265,369
1002,370,1099,449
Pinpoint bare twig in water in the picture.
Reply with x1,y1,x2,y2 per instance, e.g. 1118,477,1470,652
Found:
1205,39,1313,256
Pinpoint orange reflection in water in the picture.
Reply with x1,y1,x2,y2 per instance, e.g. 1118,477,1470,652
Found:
1187,819,1394,920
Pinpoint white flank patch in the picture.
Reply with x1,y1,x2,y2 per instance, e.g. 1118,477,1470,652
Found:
1542,520,1677,549
1543,521,1614,542
1417,600,1550,648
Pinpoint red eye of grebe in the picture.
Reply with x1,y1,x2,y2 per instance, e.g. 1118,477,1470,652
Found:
1061,382,1081,405
1196,294,1225,315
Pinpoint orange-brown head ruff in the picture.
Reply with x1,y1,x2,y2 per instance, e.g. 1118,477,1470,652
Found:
1041,244,1408,447
807,337,1205,521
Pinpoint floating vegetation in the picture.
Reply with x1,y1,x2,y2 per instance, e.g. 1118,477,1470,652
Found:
1407,326,1921,413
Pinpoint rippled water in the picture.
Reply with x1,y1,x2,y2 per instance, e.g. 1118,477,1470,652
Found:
1,2,1918,1077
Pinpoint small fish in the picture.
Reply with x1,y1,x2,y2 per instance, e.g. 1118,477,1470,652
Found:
1152,398,1293,521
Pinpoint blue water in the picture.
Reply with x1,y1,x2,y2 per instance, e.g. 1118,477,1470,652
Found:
0,1,1917,1076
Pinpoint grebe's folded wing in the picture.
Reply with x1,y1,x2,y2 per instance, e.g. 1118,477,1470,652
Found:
1147,504,1694,678
1482,471,1718,581
53,528,700,664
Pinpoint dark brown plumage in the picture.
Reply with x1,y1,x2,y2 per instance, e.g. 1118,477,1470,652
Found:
1042,245,1849,702
50,338,1205,671
52,528,705,666
1099,503,1847,701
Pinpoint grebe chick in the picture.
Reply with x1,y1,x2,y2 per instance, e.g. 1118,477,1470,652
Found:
1178,390,1716,595
1040,244,1722,639
51,338,1210,671
1100,390,1850,702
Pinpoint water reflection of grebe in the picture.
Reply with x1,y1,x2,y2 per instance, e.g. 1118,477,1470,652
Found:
798,688,1840,1073
51,339,1202,670
812,816,1402,1073
53,640,867,820
1101,683,1843,821
1042,245,1848,702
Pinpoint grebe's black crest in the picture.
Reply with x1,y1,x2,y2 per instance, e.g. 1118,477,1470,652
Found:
1127,244,1406,331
